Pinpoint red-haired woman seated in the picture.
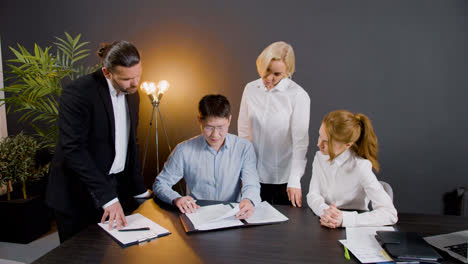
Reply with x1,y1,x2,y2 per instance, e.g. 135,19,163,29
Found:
307,110,398,228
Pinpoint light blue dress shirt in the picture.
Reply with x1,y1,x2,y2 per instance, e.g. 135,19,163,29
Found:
153,134,261,206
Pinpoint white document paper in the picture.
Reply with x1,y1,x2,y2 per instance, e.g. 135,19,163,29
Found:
185,204,243,230
340,226,395,263
244,201,288,224
210,204,240,222
98,213,170,246
197,217,244,231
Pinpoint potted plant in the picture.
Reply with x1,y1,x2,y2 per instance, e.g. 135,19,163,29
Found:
1,32,99,149
0,132,50,243
0,33,99,243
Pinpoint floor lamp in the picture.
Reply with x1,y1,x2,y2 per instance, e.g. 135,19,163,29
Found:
140,80,172,175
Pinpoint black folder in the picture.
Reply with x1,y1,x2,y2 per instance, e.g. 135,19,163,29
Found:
375,231,443,263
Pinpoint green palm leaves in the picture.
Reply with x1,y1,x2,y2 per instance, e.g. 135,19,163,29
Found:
1,32,99,149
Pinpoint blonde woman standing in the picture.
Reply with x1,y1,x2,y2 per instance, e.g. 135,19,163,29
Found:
307,110,398,228
238,41,310,207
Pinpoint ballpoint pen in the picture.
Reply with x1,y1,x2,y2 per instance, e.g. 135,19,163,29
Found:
118,227,150,232
344,245,350,260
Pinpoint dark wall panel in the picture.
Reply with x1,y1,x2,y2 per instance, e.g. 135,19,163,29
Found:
1,0,467,214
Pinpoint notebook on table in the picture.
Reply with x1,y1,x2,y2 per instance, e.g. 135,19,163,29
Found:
424,230,468,263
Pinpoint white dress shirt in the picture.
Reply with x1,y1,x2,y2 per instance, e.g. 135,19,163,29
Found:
306,150,398,227
238,78,310,188
103,79,150,209
107,79,130,175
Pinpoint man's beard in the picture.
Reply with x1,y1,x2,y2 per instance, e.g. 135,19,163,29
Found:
113,81,137,95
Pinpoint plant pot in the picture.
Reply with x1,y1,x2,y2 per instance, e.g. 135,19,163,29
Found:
0,195,51,243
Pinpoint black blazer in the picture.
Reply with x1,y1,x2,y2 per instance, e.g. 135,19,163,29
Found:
47,70,146,214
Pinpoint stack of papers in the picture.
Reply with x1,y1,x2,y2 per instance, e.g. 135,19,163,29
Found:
98,213,170,246
339,226,395,263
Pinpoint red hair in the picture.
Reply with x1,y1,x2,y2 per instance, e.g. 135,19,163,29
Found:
323,110,379,172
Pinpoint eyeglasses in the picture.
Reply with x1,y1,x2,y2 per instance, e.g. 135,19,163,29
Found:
203,125,228,133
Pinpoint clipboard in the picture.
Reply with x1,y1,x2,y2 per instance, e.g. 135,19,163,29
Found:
179,201,288,233
98,213,171,247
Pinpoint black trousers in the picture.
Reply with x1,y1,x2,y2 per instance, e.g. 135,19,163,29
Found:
260,183,290,205
55,172,139,243
55,206,102,243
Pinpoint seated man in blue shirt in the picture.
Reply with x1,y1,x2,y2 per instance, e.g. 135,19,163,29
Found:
153,94,261,219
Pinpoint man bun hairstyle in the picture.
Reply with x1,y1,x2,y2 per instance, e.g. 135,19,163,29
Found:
97,41,140,72
198,94,231,120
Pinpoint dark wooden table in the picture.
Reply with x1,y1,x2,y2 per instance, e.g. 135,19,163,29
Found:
34,199,468,264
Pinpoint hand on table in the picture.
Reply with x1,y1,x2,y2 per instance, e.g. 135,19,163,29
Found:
101,201,127,230
174,196,200,214
320,204,343,229
236,199,255,219
287,187,302,207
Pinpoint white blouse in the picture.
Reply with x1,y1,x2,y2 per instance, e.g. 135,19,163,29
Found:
238,78,310,188
306,150,398,227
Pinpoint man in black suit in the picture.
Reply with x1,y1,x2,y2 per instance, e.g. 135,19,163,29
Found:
47,41,150,243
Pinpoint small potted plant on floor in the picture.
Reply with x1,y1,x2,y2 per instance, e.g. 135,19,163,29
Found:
0,132,50,243
0,33,99,243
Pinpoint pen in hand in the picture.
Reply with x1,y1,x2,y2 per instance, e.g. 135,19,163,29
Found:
118,227,150,232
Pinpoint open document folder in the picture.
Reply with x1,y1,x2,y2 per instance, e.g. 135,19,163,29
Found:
180,201,288,232
98,213,170,247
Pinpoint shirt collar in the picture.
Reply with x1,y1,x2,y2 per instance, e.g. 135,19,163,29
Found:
106,78,122,98
334,149,352,166
223,134,231,149
273,78,290,91
258,78,290,92
202,134,231,152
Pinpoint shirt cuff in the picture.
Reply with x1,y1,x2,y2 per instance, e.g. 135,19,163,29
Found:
287,177,302,189
102,197,119,209
241,192,261,207
341,211,358,227
242,198,256,207
134,190,151,198
317,204,330,217
168,193,183,205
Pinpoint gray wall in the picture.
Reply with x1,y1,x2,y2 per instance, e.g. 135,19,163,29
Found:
1,0,467,214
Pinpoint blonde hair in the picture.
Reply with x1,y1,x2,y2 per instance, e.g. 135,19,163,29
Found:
323,110,380,172
256,41,295,78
